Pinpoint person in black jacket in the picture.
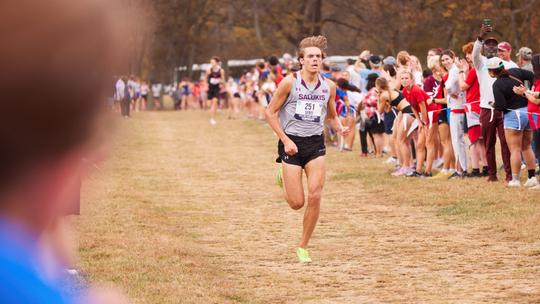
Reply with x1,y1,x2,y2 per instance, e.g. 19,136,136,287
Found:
489,57,538,187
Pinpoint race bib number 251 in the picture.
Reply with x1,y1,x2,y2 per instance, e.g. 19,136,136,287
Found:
294,100,322,122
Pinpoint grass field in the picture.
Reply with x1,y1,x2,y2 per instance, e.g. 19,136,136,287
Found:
78,110,540,303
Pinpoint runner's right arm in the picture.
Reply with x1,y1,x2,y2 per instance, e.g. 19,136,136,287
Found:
265,75,298,155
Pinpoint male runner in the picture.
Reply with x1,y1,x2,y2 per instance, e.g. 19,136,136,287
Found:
265,35,349,263
207,56,225,125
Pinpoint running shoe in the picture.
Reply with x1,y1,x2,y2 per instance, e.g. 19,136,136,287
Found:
296,248,312,263
467,171,482,178
391,167,408,177
421,172,433,178
449,172,466,179
432,171,451,179
209,118,217,125
406,171,423,177
384,156,397,164
508,180,521,188
529,184,540,190
276,167,283,188
524,177,539,188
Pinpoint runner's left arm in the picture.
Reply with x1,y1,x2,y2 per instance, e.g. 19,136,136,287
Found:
220,69,226,87
325,80,349,136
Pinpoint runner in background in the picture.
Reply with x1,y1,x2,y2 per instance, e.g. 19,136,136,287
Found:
207,56,225,125
140,80,149,111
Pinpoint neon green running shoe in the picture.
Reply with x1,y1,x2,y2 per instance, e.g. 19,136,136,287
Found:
276,166,283,188
296,247,312,263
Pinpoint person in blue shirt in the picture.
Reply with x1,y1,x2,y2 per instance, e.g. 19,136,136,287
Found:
0,0,128,303
359,55,383,93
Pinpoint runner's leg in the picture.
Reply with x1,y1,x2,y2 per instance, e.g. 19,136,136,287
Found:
301,156,325,248
281,162,304,210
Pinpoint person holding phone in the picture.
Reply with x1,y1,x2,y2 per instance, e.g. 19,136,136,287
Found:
473,20,518,182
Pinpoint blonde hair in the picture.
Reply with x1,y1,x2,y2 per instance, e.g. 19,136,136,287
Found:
410,55,422,71
400,69,414,79
298,35,328,59
354,60,366,69
427,55,440,70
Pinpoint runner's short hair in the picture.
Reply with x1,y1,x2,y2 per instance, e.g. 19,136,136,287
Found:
297,35,327,60
211,56,221,63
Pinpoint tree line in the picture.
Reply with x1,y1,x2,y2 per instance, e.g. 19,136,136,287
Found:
121,0,539,82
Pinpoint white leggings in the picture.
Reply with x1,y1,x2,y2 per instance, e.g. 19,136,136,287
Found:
450,112,468,172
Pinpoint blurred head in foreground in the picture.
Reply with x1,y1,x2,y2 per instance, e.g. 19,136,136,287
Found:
0,0,127,302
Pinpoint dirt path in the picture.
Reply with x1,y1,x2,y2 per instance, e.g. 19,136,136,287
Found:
80,111,540,303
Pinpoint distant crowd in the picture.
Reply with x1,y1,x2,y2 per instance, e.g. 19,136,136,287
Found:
114,24,540,190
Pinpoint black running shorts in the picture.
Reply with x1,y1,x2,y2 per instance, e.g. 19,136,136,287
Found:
207,86,220,100
366,116,385,134
276,134,326,168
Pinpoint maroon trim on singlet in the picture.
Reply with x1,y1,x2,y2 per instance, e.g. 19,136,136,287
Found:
300,77,321,92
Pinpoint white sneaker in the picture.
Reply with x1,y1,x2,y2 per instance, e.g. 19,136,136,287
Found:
384,157,397,164
209,119,217,125
529,184,540,190
433,158,444,169
521,163,526,170
508,180,521,188
524,177,539,188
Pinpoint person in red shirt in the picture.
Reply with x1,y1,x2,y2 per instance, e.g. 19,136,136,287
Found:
402,70,432,176
268,56,284,85
457,42,488,177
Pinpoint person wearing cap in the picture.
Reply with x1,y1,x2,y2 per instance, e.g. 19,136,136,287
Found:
489,57,538,188
473,22,518,182
359,55,382,93
383,56,396,66
516,47,533,72
497,41,517,64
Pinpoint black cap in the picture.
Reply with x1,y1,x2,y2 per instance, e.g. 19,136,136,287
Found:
484,37,498,45
369,55,381,66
